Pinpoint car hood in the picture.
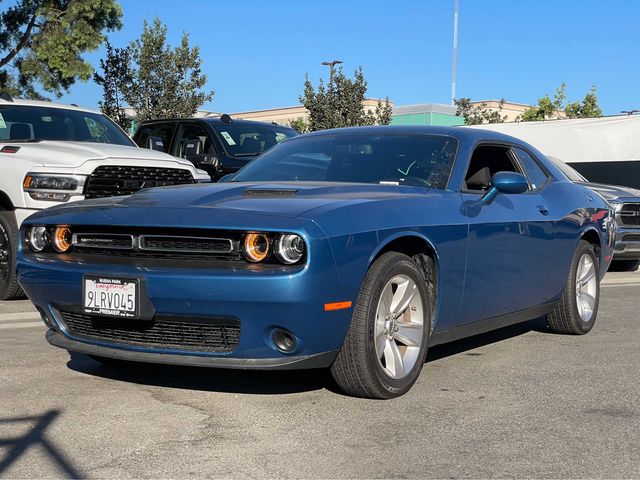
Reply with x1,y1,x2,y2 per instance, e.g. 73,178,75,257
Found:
10,141,195,169
29,181,431,223
577,181,640,201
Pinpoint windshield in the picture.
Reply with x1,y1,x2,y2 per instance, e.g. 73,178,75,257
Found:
0,105,134,146
232,132,458,189
548,155,587,182
210,123,298,157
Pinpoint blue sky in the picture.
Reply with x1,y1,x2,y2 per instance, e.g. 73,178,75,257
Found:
60,0,640,115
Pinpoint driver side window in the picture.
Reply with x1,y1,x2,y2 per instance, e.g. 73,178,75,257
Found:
464,145,520,191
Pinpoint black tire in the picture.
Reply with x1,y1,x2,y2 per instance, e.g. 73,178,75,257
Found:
547,240,600,335
0,210,24,300
608,259,640,272
330,252,432,399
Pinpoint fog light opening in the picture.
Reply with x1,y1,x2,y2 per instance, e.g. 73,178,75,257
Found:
272,329,297,353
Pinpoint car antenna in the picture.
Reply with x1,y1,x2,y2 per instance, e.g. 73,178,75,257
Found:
220,113,233,124
0,92,14,102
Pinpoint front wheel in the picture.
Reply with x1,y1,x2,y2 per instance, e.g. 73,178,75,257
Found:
0,211,24,300
331,252,432,399
547,240,600,335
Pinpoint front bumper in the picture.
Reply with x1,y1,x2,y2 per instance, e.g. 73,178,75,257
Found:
18,232,357,370
613,226,640,260
46,330,338,369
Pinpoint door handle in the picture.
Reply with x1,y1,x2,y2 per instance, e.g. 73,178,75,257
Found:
537,205,550,215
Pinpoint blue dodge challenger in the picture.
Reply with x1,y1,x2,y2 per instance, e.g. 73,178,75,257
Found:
17,126,614,398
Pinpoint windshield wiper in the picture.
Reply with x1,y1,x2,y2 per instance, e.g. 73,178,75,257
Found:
232,153,260,157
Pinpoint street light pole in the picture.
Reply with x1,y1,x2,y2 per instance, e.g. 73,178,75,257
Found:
451,0,459,105
321,60,343,78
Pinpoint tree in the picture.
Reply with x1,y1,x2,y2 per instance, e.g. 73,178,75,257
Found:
454,97,507,124
520,83,567,121
300,67,392,131
288,117,310,133
565,86,602,119
519,83,602,121
93,41,131,130
123,18,214,122
0,0,122,98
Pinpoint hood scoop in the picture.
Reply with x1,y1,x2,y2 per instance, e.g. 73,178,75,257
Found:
243,188,299,198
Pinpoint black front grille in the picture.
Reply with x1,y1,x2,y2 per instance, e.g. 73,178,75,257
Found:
84,165,195,199
140,236,232,253
619,203,640,226
622,234,640,242
60,311,240,352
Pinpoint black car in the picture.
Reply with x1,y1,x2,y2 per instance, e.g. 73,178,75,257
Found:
133,115,298,180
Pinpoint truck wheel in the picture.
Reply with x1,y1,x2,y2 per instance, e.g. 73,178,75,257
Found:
330,252,431,399
608,259,640,272
547,240,600,335
0,211,24,300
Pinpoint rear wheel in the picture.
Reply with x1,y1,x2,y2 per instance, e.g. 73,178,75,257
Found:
608,259,640,272
0,211,24,300
330,252,431,399
547,240,600,335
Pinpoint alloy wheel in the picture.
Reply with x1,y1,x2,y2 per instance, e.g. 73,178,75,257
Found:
374,274,425,379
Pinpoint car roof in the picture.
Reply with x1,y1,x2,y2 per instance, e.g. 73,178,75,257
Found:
0,96,99,114
138,117,297,129
300,125,530,145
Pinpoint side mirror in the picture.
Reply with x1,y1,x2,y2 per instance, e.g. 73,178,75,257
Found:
481,171,529,204
146,136,165,152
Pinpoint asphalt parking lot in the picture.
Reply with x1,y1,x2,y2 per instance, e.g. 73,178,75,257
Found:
1,272,639,479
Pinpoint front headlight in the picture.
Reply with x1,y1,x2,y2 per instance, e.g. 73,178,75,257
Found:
26,226,49,252
23,175,81,201
275,234,306,264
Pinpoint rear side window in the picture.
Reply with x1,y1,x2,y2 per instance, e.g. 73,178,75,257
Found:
135,123,176,152
513,148,548,190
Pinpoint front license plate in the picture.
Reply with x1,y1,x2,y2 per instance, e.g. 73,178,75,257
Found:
83,276,139,318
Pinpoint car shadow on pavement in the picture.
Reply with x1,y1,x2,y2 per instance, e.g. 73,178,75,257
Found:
66,353,332,395
426,316,551,362
65,316,552,396
0,410,85,479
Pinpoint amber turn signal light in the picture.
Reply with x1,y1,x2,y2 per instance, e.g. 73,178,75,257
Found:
52,226,72,252
243,233,270,262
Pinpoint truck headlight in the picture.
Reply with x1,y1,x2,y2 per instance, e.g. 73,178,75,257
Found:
23,175,81,201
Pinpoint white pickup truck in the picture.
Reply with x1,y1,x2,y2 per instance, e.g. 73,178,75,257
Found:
0,94,210,299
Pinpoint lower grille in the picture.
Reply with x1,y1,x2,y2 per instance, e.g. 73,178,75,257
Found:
84,165,195,199
619,203,640,226
622,234,640,242
59,311,240,352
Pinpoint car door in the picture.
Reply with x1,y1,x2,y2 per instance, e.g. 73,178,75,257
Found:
459,143,558,324
171,122,219,170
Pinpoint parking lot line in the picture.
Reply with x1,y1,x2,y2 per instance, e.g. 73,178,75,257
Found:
0,321,43,330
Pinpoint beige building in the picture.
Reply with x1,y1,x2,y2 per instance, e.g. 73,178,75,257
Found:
469,100,532,122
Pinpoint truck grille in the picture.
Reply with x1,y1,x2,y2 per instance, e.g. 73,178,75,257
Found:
60,311,240,352
84,165,194,199
619,203,640,226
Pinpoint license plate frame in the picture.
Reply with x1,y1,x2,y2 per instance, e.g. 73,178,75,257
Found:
83,275,140,319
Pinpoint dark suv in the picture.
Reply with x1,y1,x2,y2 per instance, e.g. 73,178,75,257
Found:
133,115,298,180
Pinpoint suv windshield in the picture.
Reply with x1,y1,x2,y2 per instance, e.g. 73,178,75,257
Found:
0,105,134,146
232,132,458,189
210,123,298,157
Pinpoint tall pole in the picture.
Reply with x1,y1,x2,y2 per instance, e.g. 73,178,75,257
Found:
451,0,459,105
